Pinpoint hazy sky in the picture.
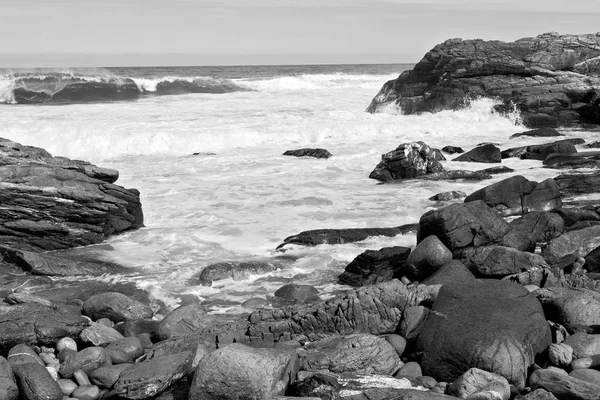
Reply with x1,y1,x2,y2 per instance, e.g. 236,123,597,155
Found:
1,0,599,67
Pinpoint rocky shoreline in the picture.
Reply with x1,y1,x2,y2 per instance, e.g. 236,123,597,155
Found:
4,34,600,400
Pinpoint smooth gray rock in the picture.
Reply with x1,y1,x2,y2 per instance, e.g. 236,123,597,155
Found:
82,292,153,323
530,368,600,400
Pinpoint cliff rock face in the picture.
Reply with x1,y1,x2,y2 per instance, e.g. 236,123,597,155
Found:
367,32,600,127
0,138,143,251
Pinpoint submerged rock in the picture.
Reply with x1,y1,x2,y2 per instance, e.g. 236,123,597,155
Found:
510,128,563,138
283,148,332,159
367,32,600,127
0,137,143,251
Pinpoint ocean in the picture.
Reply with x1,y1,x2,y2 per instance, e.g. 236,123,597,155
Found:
1,64,597,314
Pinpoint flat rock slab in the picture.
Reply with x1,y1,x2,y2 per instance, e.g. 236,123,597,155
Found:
0,303,88,353
114,351,193,400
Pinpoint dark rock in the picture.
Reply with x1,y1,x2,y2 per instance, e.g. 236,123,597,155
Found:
58,346,112,378
194,261,279,286
0,138,143,251
299,334,402,374
283,148,332,159
478,166,515,174
429,191,466,201
503,268,557,288
0,303,87,354
276,225,416,249
421,260,476,286
510,128,563,138
114,351,193,400
399,306,429,341
457,245,549,278
509,212,565,245
89,364,132,389
555,208,600,228
82,292,153,323
405,236,452,281
338,246,411,287
585,246,600,272
453,144,501,163
366,33,600,128
0,355,18,400
464,175,562,217
417,280,551,388
530,368,600,400
157,303,210,341
442,146,464,154
274,284,319,303
542,226,600,265
369,141,444,182
105,337,144,364
502,139,584,159
417,200,531,253
188,344,298,400
535,288,600,329
0,246,126,277
12,363,63,400
79,322,124,346
555,171,600,197
118,319,160,340
544,151,600,169
584,141,600,148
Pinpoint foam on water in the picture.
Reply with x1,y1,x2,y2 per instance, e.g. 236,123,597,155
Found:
2,65,598,313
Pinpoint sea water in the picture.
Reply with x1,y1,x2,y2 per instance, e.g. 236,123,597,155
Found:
1,64,598,313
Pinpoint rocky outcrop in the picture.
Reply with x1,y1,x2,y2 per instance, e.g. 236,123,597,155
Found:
0,138,143,251
367,32,600,128
338,246,411,287
369,141,444,182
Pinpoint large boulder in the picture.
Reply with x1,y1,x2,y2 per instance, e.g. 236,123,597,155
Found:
541,225,600,265
417,280,552,388
404,235,453,281
369,141,444,182
417,200,531,253
82,292,153,323
535,288,600,327
0,303,88,353
509,212,565,245
298,334,403,375
0,138,143,251
453,144,501,163
366,33,600,127
338,246,411,287
189,343,298,400
464,176,562,217
457,245,549,278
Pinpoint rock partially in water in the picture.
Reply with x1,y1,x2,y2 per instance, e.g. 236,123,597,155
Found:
429,191,466,201
338,246,411,287
194,260,279,286
274,284,320,304
283,148,332,159
442,146,464,154
510,128,563,139
369,141,444,182
453,144,501,163
83,292,153,323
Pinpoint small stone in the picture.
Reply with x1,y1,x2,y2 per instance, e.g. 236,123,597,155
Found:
89,364,132,389
394,361,422,378
96,318,114,328
57,379,78,396
56,338,78,353
71,385,101,400
548,343,573,368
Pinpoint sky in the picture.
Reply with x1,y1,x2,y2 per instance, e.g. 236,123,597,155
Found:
1,0,599,68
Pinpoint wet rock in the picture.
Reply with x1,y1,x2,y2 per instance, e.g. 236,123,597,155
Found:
58,346,112,378
12,363,63,400
542,225,600,265
555,208,600,228
89,364,132,389
299,334,402,375
457,245,549,278
544,151,600,169
114,351,193,400
80,322,124,346
189,344,298,400
536,288,600,327
429,191,466,201
277,225,416,249
369,141,445,182
510,128,563,138
0,303,87,354
0,356,18,400
448,368,510,400
554,171,600,197
195,261,279,286
366,33,600,128
405,235,453,281
283,148,332,159
530,368,600,400
82,292,153,323
118,319,160,340
274,284,319,304
157,303,210,341
453,144,501,163
338,246,411,287
442,146,464,154
0,138,143,251
105,337,144,364
417,200,531,254
421,260,476,286
478,166,515,175
464,175,562,217
509,212,565,244
417,280,551,388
